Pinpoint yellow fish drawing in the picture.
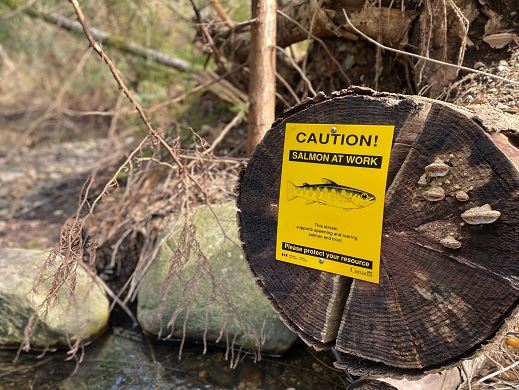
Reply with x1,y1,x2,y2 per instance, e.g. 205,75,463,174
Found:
287,178,376,210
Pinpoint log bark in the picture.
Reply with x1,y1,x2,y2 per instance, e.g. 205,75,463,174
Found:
237,87,519,375
247,0,277,155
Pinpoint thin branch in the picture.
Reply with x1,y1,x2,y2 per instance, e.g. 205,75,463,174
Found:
202,110,245,155
78,262,138,327
276,71,301,105
67,0,194,191
210,0,235,28
189,0,230,73
277,9,351,84
477,360,519,384
341,9,519,86
276,46,316,96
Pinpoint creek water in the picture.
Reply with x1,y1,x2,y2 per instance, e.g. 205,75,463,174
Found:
0,327,350,389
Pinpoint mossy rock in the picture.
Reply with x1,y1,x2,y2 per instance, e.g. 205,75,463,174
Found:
0,248,109,347
137,202,297,354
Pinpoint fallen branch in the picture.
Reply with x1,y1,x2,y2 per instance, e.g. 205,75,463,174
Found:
4,0,190,72
3,0,246,105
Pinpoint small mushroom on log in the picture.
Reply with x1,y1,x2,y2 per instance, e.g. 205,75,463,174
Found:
440,235,462,249
424,157,450,177
455,190,469,202
423,186,445,202
461,204,501,225
237,87,519,375
417,173,428,186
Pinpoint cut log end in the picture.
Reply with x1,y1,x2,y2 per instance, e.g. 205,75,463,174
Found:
237,87,519,373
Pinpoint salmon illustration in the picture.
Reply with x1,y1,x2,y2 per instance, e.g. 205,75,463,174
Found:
287,178,376,210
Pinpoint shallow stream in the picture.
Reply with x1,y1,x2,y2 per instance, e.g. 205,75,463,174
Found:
0,327,350,389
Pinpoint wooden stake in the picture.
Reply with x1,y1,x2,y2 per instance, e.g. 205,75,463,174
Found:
247,0,277,156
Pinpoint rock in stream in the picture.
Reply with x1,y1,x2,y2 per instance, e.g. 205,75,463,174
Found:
137,202,298,354
0,248,109,347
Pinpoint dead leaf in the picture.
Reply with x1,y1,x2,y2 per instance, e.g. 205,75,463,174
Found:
506,335,519,349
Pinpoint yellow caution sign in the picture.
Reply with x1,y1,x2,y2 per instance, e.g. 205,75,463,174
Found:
276,123,395,283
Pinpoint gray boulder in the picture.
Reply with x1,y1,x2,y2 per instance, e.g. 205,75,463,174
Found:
0,248,109,347
137,202,297,354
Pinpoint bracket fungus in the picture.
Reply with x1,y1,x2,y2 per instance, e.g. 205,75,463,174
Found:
425,157,450,177
455,191,469,202
423,186,445,202
440,235,462,249
417,173,428,186
461,204,501,225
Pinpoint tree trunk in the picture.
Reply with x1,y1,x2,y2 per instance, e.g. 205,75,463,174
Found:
247,0,277,155
237,87,519,376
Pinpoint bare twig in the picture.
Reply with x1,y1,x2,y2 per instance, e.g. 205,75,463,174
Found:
202,110,245,155
277,9,351,84
301,0,324,78
341,9,519,86
189,0,230,73
210,0,235,28
276,46,317,96
275,71,301,105
67,0,214,207
78,262,138,327
477,360,519,384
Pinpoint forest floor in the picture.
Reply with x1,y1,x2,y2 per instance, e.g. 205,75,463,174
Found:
453,48,519,111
